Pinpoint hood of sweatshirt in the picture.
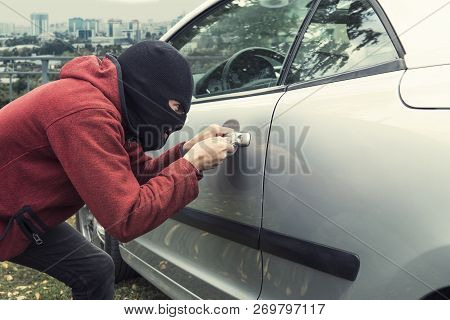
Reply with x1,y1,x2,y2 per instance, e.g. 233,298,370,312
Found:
60,55,122,115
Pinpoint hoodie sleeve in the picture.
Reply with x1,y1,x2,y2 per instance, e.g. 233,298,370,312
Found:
46,108,200,242
125,141,189,185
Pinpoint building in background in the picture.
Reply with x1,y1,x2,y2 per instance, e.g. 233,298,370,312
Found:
68,17,84,37
127,19,141,42
91,36,115,47
69,18,100,40
107,19,124,38
14,25,31,35
49,22,68,34
142,19,172,39
85,19,100,35
78,29,93,41
121,20,141,42
0,23,15,36
2,14,178,46
170,15,184,28
30,13,49,36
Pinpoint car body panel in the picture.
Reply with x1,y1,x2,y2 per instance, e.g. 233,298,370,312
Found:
122,90,285,299
262,70,450,299
378,0,450,68
120,245,204,299
400,65,450,109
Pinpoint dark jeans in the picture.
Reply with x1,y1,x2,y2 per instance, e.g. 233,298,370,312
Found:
9,222,115,300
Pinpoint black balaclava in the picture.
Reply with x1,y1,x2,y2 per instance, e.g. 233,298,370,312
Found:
114,40,194,151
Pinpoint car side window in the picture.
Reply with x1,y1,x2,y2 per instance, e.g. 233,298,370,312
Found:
286,0,399,84
171,0,313,99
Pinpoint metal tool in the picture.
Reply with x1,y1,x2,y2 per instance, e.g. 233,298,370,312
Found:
225,131,251,154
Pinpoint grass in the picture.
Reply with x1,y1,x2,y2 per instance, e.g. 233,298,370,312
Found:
0,216,168,300
0,261,168,300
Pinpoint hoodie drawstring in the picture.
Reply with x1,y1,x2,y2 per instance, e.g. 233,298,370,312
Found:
0,215,15,241
0,206,48,246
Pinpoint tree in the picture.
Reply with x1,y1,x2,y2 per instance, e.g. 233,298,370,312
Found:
12,77,27,93
0,84,10,108
39,40,74,55
5,35,38,47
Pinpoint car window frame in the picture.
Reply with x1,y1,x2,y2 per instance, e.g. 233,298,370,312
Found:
280,0,406,91
166,0,319,105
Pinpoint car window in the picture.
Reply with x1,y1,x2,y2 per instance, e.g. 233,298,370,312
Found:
171,0,314,99
286,0,399,84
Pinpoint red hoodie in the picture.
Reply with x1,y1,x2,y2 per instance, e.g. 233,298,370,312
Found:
0,55,200,261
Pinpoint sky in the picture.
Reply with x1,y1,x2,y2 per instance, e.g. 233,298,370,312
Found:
0,0,207,25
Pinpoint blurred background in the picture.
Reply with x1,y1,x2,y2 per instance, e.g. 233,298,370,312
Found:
0,0,205,107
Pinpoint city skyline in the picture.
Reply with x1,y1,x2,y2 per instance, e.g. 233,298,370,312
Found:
0,0,206,25
0,11,186,43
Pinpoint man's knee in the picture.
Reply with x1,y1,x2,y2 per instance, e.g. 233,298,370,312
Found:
73,250,114,287
71,250,115,299
91,251,115,284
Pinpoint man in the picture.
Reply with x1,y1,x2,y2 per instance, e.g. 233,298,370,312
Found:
0,40,234,299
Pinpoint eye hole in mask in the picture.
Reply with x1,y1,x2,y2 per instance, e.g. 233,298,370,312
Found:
168,99,185,115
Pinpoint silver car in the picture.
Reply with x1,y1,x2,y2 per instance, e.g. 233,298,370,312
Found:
77,0,450,299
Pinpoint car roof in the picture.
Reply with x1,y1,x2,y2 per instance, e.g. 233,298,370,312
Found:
164,0,450,69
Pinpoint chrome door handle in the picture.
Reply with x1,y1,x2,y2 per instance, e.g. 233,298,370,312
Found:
226,132,251,148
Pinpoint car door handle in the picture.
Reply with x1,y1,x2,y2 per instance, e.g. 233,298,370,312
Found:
226,131,251,148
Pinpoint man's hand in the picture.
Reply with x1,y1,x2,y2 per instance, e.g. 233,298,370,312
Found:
183,137,235,172
183,124,234,153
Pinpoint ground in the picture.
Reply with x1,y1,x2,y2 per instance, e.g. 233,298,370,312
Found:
0,216,168,300
0,261,168,300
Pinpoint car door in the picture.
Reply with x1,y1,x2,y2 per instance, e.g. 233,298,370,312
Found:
261,0,411,299
119,0,313,299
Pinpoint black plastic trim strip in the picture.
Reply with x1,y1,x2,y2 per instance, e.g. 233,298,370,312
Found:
171,207,360,281
276,0,322,86
191,86,286,105
278,0,322,85
287,59,405,92
260,229,360,281
171,207,260,249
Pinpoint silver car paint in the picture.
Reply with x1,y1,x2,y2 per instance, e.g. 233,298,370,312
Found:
377,0,450,68
122,89,285,299
400,65,450,109
118,0,450,299
262,69,450,299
